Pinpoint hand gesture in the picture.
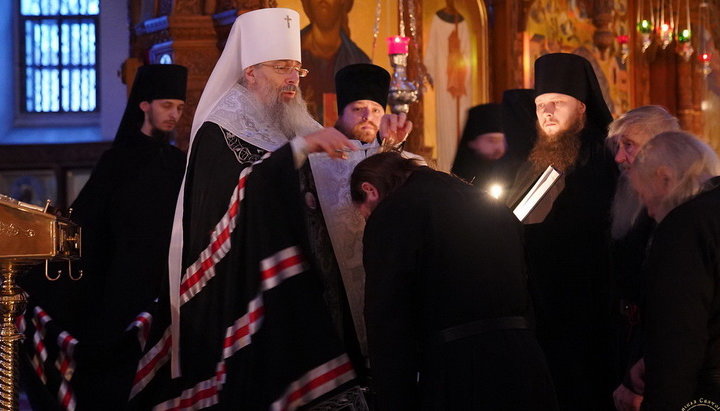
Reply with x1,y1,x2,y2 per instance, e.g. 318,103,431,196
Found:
612,384,643,411
612,358,645,411
629,358,645,394
379,112,413,148
303,127,356,159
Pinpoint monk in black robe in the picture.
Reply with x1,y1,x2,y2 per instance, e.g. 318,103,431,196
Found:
68,64,187,409
506,53,618,410
351,152,558,410
451,103,509,192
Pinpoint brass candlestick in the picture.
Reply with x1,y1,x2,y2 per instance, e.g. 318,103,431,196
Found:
0,195,80,410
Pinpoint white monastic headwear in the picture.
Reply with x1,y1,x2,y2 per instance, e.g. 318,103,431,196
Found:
168,8,302,378
240,8,301,69
190,8,302,140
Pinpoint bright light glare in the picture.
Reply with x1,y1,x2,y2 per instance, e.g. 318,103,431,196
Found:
488,184,503,199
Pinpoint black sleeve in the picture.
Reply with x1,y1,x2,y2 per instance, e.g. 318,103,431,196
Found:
644,212,713,409
70,149,119,278
363,197,424,410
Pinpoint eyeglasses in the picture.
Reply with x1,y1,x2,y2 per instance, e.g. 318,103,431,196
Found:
260,64,309,78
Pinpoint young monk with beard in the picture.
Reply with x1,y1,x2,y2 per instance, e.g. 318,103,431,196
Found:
506,53,619,410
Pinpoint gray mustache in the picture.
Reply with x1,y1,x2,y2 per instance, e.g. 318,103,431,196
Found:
281,85,297,92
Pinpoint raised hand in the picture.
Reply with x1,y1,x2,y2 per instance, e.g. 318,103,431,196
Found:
379,112,413,148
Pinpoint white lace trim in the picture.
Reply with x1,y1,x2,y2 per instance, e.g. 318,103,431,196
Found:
205,84,320,153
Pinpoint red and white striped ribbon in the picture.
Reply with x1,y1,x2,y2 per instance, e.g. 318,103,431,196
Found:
55,330,78,411
55,331,78,379
179,168,250,305
126,312,153,351
152,362,227,411
28,314,47,384
30,315,48,363
221,296,264,360
270,354,356,411
129,327,172,400
144,246,318,409
259,246,308,291
28,306,78,410
57,379,76,411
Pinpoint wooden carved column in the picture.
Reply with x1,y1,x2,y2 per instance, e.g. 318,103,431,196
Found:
489,0,523,101
134,1,219,151
627,0,707,137
491,0,535,99
627,0,651,107
676,0,714,138
592,0,616,56
135,0,277,151
676,57,704,135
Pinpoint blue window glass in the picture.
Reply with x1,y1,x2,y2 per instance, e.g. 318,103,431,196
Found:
19,0,99,113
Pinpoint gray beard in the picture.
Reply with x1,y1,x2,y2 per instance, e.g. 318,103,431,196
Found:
610,172,645,239
256,81,314,139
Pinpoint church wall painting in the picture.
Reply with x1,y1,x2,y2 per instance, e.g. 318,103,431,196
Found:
422,0,489,171
277,0,490,170
524,0,631,119
277,0,398,126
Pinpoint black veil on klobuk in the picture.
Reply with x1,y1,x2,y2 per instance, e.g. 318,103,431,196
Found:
501,88,537,162
450,103,503,186
534,53,612,136
113,64,187,146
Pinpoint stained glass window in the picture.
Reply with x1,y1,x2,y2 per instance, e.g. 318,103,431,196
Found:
19,0,99,113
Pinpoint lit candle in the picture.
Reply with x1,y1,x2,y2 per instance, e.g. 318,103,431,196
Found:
387,36,410,55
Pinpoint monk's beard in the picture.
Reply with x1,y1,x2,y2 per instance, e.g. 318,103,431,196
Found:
145,109,175,143
529,115,585,173
610,172,645,239
336,119,379,143
150,127,174,144
257,81,315,138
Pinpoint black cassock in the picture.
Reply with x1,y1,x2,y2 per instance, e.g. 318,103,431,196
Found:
643,178,720,410
363,167,557,410
61,129,184,409
129,122,355,410
71,129,185,338
509,126,618,410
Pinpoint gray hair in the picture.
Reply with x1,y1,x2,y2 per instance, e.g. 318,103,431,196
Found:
632,131,720,220
238,63,262,87
606,105,680,153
